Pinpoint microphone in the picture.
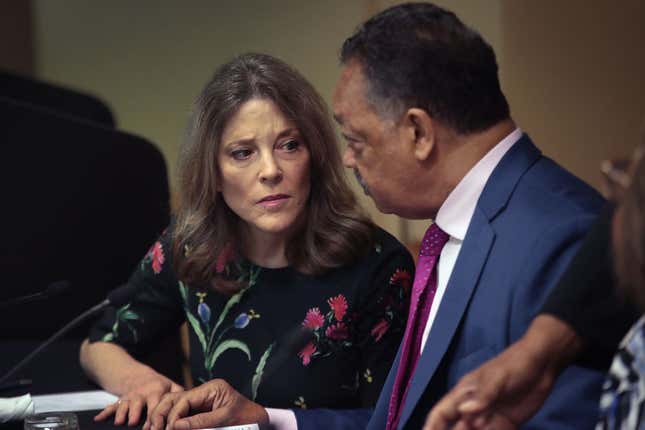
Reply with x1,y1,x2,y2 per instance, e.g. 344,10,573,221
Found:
0,280,71,309
0,283,137,388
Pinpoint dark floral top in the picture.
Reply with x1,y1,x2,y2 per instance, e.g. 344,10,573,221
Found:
89,227,414,411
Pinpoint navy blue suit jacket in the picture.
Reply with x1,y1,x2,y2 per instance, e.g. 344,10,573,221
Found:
295,135,605,429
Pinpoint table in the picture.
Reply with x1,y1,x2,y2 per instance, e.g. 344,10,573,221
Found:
1,339,123,429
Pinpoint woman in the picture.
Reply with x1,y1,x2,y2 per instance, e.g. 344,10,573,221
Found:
597,143,645,430
80,53,414,429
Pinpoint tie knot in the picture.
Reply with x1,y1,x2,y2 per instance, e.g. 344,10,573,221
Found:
419,223,449,258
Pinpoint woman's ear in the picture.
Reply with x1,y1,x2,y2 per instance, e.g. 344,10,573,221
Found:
403,108,435,161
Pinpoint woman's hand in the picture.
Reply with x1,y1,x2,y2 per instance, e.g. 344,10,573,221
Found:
148,379,269,430
94,375,184,427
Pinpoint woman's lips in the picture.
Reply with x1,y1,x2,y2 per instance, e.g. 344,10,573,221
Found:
258,194,290,209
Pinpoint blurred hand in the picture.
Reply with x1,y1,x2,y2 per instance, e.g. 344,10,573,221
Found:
424,315,582,430
148,378,269,430
94,375,183,427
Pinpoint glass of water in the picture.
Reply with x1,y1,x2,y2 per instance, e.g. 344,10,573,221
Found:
24,412,79,430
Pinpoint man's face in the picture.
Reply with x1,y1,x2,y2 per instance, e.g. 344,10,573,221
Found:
332,61,419,217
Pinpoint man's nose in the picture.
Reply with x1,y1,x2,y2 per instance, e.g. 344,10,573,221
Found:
342,148,355,168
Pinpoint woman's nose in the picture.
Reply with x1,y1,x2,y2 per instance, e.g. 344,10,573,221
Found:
259,154,283,184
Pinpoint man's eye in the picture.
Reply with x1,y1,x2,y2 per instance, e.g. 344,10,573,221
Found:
342,134,359,145
231,149,252,160
280,139,301,152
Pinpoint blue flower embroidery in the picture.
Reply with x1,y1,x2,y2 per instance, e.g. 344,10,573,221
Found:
198,302,211,324
235,313,250,329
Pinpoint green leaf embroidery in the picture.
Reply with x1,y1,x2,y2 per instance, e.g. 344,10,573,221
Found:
178,281,188,303
106,303,141,343
251,343,274,400
180,265,262,378
247,266,262,287
209,287,249,349
186,311,208,353
207,339,251,370
121,310,140,321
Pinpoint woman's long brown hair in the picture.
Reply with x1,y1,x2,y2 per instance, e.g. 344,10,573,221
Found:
172,53,374,293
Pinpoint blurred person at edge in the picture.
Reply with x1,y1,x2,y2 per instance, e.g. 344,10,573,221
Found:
80,53,414,430
425,143,645,430
147,3,608,430
599,143,645,428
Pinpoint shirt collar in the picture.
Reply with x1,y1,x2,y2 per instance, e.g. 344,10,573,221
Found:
435,128,523,241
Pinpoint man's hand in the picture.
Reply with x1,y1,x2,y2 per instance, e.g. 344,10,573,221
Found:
94,375,183,427
424,315,583,430
148,379,269,430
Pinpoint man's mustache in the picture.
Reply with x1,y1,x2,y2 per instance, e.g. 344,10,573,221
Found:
354,169,370,196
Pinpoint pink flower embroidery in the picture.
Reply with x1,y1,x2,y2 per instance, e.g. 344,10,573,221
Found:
215,242,235,274
147,241,165,274
298,342,316,366
325,322,349,340
327,294,348,321
390,269,412,292
370,319,390,342
302,308,324,329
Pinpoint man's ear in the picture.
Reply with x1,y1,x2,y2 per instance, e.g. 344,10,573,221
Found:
403,108,435,161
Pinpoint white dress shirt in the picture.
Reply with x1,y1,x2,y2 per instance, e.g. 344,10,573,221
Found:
420,127,523,351
268,127,524,430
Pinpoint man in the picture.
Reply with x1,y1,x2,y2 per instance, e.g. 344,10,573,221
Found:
332,3,605,429
147,3,606,429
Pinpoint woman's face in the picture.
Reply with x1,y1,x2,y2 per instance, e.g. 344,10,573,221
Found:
218,98,311,239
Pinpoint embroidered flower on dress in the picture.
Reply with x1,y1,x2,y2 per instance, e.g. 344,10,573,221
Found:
302,308,325,329
198,302,211,324
327,294,348,321
294,396,307,409
325,322,349,340
390,268,412,291
370,318,390,342
363,368,373,383
234,309,260,329
195,292,210,324
234,313,250,329
146,241,165,274
298,342,317,366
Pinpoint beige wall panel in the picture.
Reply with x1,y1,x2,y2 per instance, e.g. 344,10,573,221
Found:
36,1,642,243
33,1,374,213
32,0,411,236
501,0,645,190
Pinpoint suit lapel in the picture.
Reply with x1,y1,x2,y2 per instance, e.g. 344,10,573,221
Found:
397,209,495,428
397,134,542,429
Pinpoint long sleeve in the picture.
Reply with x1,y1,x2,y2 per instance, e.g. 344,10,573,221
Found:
88,228,185,357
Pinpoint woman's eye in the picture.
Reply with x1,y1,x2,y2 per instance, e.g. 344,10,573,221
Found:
280,139,300,152
231,149,252,160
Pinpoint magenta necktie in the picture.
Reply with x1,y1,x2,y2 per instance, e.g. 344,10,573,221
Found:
386,223,449,430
